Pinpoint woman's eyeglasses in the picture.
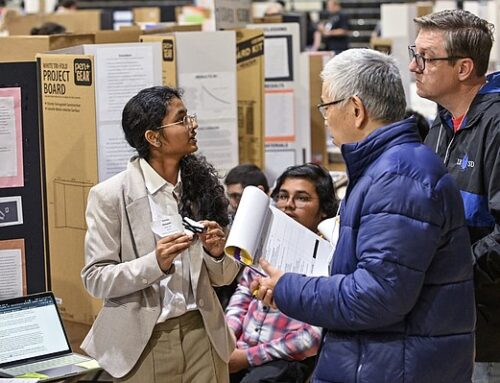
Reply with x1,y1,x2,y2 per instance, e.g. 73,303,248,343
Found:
155,114,197,130
274,192,316,208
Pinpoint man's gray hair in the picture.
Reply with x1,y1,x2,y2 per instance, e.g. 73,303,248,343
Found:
321,49,406,123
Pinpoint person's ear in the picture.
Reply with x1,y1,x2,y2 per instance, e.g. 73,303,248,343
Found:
257,185,266,193
457,58,475,81
145,130,161,147
351,96,366,130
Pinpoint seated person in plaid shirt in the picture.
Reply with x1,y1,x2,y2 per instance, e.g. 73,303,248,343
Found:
225,163,339,383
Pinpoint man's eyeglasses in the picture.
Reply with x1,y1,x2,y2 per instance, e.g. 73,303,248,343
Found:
274,192,316,208
155,114,197,131
317,99,345,119
408,45,468,72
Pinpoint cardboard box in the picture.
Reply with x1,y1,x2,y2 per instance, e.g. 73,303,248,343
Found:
236,29,265,168
142,23,203,34
251,15,282,24
416,1,434,17
307,52,333,167
0,34,94,63
370,37,392,55
133,7,161,23
93,29,142,44
3,10,101,35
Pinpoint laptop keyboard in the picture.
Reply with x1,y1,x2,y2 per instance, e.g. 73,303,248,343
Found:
4,354,90,376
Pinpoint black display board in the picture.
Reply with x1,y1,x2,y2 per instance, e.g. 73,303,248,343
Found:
0,61,48,294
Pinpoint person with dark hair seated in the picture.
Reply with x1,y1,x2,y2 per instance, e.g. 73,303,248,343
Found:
30,21,66,35
81,86,240,383
225,163,338,383
225,164,269,223
215,164,270,309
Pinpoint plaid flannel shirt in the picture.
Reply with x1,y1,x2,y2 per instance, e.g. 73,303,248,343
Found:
225,268,322,366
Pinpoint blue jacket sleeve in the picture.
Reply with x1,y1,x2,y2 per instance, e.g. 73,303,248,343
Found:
274,174,445,331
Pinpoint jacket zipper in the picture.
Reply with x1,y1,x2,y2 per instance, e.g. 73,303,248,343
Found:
443,133,455,166
356,338,364,383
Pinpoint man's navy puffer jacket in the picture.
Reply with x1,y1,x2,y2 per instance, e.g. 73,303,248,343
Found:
274,118,476,383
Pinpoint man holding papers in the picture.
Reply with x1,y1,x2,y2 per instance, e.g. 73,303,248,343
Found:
225,164,338,383
253,49,475,383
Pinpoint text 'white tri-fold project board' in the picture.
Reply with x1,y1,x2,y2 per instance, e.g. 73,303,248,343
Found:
37,42,162,324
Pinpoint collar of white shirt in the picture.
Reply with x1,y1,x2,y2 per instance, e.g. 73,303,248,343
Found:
139,157,182,195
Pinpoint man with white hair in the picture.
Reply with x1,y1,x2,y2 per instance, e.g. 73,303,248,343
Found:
252,49,476,382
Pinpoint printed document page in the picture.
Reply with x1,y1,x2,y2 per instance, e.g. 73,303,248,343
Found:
225,186,333,276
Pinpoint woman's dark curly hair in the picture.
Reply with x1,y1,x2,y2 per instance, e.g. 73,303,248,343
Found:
270,163,338,218
122,86,229,227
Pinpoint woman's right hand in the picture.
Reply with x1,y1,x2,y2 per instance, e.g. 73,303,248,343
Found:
156,232,193,272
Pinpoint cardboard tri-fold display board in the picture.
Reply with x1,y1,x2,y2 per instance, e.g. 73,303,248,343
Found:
247,22,308,181
304,52,333,167
235,28,265,168
37,53,99,323
142,29,265,169
37,42,162,324
139,34,178,88
165,30,240,176
0,31,142,63
0,35,95,63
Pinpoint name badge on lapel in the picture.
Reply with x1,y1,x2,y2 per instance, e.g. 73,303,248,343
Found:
151,214,184,238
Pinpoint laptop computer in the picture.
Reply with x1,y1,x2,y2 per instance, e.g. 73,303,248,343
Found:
0,292,100,382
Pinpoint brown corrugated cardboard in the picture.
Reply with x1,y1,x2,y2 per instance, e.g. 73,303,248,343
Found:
307,52,333,167
370,37,392,55
416,2,434,17
93,29,142,44
140,35,177,87
37,52,102,324
142,24,202,35
0,34,95,63
133,7,161,23
4,10,101,35
236,29,265,168
37,42,162,324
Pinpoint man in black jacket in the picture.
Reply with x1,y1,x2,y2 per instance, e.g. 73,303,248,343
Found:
410,9,500,382
312,0,349,54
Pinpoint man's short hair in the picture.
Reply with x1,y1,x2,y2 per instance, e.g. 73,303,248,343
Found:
225,164,269,193
414,9,494,77
321,49,406,123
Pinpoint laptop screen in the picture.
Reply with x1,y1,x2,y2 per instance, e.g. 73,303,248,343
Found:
0,293,71,367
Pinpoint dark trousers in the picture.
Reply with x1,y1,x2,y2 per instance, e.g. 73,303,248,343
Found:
230,358,315,383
